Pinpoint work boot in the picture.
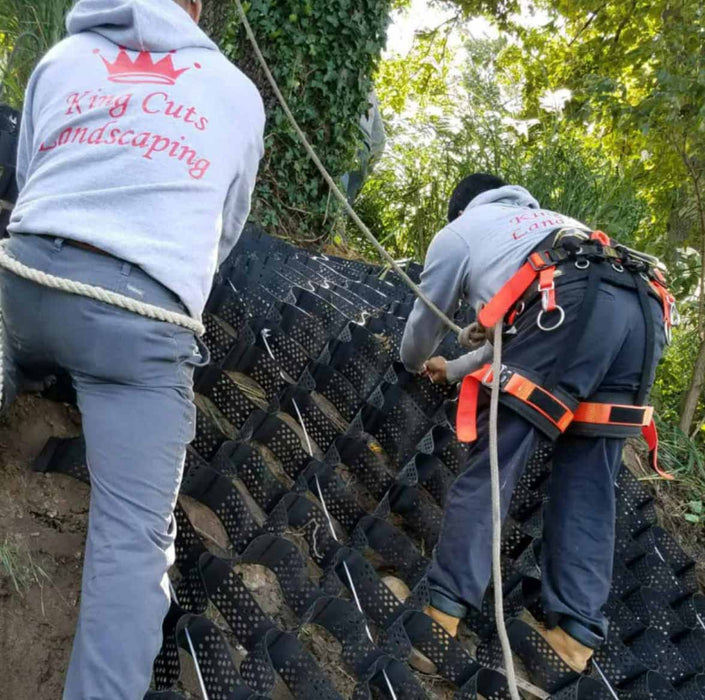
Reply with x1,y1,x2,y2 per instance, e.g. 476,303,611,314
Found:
381,576,445,674
535,624,593,673
424,605,461,638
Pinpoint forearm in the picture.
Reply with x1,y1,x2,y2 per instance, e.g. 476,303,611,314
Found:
445,343,493,384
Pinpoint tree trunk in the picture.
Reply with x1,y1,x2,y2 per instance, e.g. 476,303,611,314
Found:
680,336,705,433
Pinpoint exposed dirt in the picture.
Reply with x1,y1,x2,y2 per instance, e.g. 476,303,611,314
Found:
0,395,84,700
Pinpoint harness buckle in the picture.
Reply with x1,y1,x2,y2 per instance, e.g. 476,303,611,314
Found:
481,364,512,388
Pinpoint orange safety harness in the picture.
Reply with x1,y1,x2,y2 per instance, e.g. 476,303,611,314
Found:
456,230,677,480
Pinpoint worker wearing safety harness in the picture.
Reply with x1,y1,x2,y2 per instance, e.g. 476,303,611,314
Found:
401,174,673,674
1,0,264,697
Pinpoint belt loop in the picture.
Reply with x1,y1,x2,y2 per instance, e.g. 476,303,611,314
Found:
53,237,65,250
121,262,132,277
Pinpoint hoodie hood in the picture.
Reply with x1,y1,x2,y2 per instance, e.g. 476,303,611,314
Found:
67,0,217,53
466,185,540,212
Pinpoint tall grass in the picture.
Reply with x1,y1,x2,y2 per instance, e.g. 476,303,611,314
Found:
0,0,73,107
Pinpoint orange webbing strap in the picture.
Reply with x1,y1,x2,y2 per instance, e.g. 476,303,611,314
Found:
641,419,675,480
457,365,574,443
457,366,490,442
573,402,654,427
478,253,550,328
591,230,611,246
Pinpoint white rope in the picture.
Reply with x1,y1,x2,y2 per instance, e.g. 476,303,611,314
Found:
0,239,204,410
0,241,204,336
231,0,463,339
489,322,521,700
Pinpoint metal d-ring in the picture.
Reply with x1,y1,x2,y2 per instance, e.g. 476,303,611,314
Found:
575,258,590,270
612,262,625,273
537,305,566,332
514,300,525,316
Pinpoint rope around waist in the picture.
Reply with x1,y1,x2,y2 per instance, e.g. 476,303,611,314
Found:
0,239,205,336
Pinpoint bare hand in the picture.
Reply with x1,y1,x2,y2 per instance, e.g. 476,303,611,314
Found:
421,356,448,384
459,321,492,349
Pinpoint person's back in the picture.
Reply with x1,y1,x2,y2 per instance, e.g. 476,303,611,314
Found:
10,0,265,317
401,179,587,372
0,2,265,698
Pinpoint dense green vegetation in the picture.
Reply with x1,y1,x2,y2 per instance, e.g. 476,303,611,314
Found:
0,0,702,519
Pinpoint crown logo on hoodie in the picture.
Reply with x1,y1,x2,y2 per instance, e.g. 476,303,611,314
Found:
97,48,190,85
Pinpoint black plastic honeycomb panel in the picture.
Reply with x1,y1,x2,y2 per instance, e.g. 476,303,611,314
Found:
241,534,323,617
331,435,394,500
306,363,362,421
261,628,344,699
153,602,188,691
477,619,579,695
191,408,229,461
303,460,366,533
243,410,311,478
215,442,288,513
278,385,341,452
203,314,235,363
386,482,442,552
173,503,207,575
195,368,259,431
295,287,349,335
354,515,429,586
278,301,330,358
33,436,90,484
180,462,260,554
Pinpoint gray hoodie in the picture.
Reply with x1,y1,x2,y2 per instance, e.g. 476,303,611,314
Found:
9,0,265,318
400,186,589,372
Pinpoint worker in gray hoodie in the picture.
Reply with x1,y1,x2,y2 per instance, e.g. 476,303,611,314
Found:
1,0,264,697
401,174,668,677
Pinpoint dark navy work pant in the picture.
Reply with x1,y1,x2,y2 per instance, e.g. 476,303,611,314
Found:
428,279,666,648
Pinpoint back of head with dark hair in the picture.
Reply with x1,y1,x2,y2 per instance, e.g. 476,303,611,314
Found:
447,173,507,222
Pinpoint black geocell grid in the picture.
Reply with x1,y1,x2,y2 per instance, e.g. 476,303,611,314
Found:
35,227,705,700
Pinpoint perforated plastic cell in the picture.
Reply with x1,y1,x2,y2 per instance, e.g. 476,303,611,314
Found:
175,559,209,615
300,256,352,288
180,463,260,554
456,667,513,700
629,553,692,602
199,553,275,651
353,657,428,700
386,483,442,552
635,526,698,586
602,593,646,640
173,503,207,574
547,676,614,699
306,596,381,677
176,615,258,700
400,609,480,686
249,412,310,479
308,362,363,421
153,602,186,691
264,629,344,700
295,287,349,335
616,465,654,509
624,586,688,639
675,673,705,700
674,627,705,674
191,408,229,461
230,446,288,513
278,302,329,358
33,436,90,484
508,481,545,524
672,592,705,630
354,515,429,586
619,670,684,699
304,462,365,532
591,631,648,687
198,370,259,430
333,548,405,628
276,493,340,567
280,386,341,451
628,627,696,685
260,327,312,377
203,314,235,363
477,619,579,695
241,534,323,617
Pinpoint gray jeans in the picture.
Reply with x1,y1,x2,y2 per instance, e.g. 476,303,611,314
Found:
1,234,204,699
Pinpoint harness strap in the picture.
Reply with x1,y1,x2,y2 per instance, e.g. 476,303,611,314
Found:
457,364,574,442
478,253,550,329
456,365,674,479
